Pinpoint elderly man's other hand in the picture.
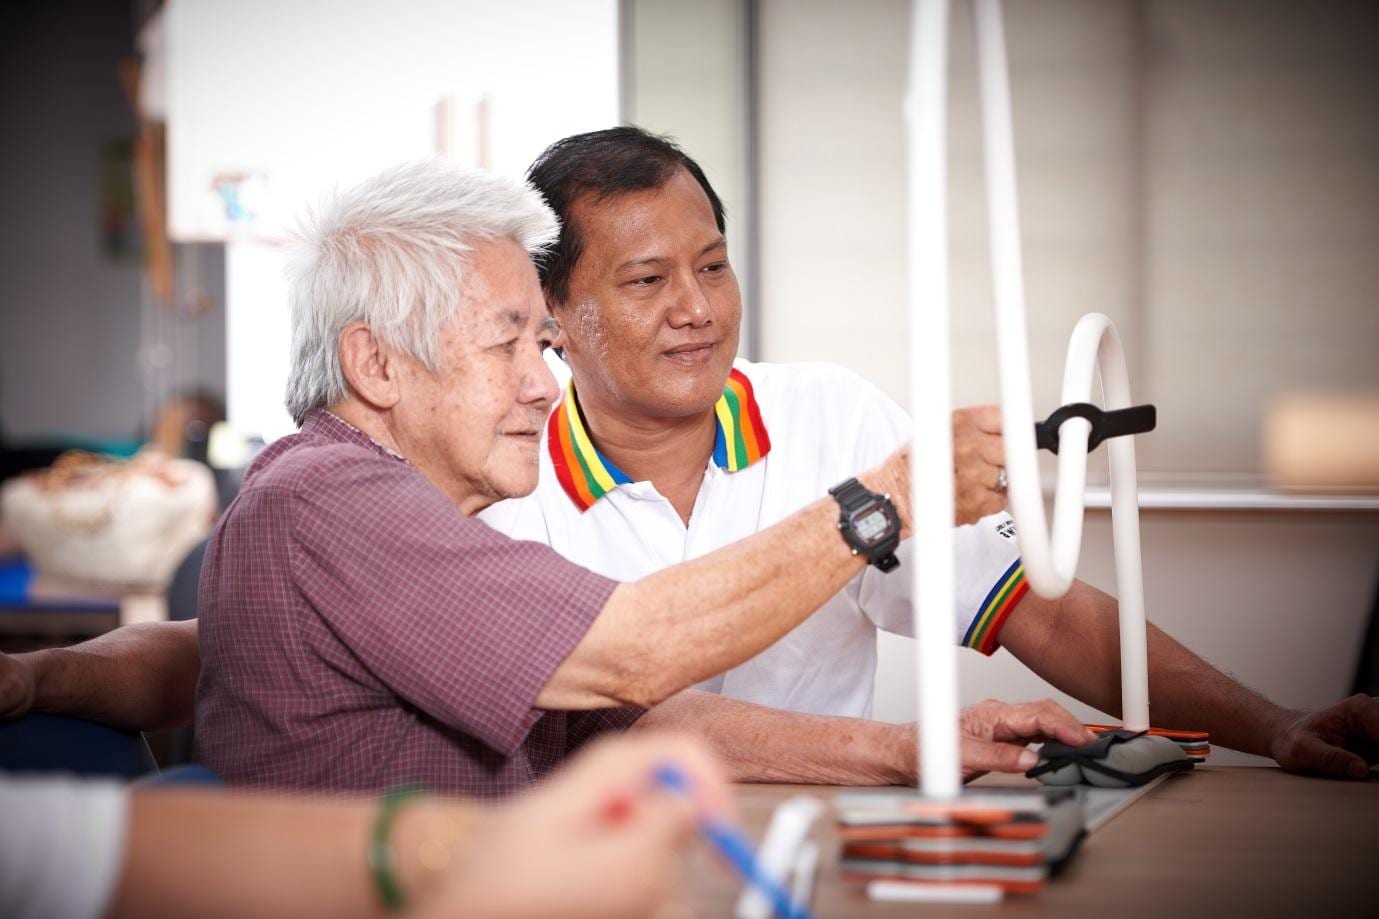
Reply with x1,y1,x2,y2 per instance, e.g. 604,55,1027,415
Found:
867,402,1009,533
1268,694,1379,780
958,698,1096,781
425,732,728,919
864,444,912,539
954,405,1007,526
0,652,36,721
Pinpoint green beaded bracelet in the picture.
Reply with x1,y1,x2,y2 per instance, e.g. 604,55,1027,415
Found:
369,785,427,913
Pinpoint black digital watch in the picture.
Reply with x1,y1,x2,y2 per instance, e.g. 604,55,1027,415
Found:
827,477,901,572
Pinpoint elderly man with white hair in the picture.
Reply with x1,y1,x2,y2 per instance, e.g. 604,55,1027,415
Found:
182,159,1092,796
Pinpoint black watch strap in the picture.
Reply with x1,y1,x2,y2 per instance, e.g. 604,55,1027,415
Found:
828,477,901,572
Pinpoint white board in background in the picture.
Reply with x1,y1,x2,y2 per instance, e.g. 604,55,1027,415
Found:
224,241,294,443
164,0,619,243
166,0,619,440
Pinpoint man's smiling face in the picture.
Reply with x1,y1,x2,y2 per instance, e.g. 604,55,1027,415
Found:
554,167,741,421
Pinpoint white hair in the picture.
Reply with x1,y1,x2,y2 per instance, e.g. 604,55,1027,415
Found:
284,158,559,426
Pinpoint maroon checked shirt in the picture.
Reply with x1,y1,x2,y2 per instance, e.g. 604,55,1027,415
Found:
194,410,640,797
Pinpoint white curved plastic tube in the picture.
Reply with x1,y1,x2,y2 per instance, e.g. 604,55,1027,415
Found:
972,0,1149,730
734,795,823,919
906,0,962,798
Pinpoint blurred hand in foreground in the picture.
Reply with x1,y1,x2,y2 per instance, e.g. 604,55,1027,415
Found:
423,732,729,919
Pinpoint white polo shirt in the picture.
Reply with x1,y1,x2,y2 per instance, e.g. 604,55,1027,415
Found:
479,358,1027,719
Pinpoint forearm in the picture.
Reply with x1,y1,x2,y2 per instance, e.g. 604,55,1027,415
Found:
542,452,909,710
623,496,873,701
549,497,867,709
634,690,911,785
108,789,478,919
1000,581,1292,755
1139,625,1295,755
25,620,200,731
110,791,373,919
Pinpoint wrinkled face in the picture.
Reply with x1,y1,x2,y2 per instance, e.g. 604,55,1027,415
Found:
555,168,741,420
392,236,559,513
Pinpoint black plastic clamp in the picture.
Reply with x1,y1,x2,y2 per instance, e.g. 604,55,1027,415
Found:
1034,402,1157,455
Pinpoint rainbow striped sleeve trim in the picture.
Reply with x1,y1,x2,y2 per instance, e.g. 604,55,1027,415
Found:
548,367,772,512
962,559,1030,655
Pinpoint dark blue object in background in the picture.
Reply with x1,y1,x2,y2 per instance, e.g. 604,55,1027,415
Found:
0,556,33,606
0,713,157,779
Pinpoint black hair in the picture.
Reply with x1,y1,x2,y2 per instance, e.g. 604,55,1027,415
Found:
526,126,726,305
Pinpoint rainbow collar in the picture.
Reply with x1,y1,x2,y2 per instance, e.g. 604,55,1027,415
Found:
547,368,772,512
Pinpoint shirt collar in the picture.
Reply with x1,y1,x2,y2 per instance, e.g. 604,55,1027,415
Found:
302,409,410,464
546,367,772,512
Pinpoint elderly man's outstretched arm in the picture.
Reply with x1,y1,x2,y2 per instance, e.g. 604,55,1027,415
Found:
537,451,911,710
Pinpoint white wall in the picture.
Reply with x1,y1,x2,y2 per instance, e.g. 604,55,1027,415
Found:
623,0,755,354
757,0,911,395
1138,1,1379,473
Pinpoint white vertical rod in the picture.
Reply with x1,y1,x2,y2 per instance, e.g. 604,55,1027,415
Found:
906,0,961,799
1094,332,1151,731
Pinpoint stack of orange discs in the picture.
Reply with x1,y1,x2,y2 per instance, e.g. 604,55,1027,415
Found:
835,789,1084,895
1085,724,1211,761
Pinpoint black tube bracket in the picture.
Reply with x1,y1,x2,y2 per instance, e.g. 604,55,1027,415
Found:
1035,402,1156,455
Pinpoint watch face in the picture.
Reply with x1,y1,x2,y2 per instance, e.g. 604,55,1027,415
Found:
853,505,892,543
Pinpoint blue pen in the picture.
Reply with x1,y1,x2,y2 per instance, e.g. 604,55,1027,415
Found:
653,763,812,919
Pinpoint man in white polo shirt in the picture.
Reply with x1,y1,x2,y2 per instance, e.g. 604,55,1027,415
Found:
480,127,1379,782
483,354,1020,720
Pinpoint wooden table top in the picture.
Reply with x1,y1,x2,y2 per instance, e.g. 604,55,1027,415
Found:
684,767,1379,916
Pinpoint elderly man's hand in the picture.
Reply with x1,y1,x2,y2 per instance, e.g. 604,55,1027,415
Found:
958,698,1096,781
953,405,1007,526
866,444,912,539
0,652,36,721
1268,694,1379,780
